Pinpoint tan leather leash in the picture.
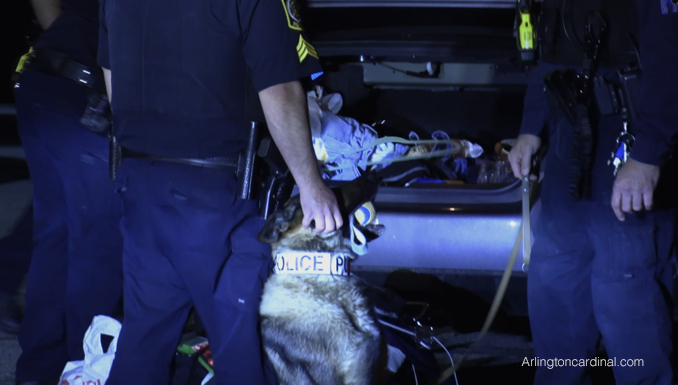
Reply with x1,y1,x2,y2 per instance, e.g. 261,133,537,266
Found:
437,177,533,384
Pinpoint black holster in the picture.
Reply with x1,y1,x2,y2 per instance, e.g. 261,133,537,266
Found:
80,91,112,135
16,47,112,135
545,69,596,200
236,123,294,219
592,67,640,121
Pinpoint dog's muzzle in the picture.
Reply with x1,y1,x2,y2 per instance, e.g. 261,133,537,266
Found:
273,252,353,276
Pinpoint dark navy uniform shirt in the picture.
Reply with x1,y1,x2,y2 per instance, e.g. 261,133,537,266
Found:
521,0,678,166
98,0,322,159
34,0,99,68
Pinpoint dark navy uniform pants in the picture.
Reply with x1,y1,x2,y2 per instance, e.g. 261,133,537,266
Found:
13,70,124,381
0,204,33,296
528,109,675,384
107,159,277,384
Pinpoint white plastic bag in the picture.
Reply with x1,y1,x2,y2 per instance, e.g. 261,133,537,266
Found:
59,315,122,385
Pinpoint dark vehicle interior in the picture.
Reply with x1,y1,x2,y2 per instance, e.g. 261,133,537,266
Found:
293,3,542,381
253,0,540,355
282,1,536,280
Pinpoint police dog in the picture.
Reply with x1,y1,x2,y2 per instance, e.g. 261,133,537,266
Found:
257,173,387,385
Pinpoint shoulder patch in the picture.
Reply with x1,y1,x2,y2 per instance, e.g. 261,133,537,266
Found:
281,0,303,31
297,35,319,62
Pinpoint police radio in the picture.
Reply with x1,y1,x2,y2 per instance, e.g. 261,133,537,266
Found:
515,0,537,62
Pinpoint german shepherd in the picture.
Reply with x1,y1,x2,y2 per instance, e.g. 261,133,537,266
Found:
257,173,388,385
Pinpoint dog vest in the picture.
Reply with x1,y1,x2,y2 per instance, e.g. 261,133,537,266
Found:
273,252,352,276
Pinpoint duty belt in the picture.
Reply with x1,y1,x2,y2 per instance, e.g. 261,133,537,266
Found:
122,148,238,169
21,48,105,92
109,141,238,182
109,122,269,210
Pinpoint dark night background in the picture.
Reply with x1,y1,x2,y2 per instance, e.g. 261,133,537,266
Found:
0,2,33,102
0,1,33,145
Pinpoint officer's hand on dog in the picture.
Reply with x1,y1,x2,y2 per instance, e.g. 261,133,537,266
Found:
611,158,660,221
299,183,343,233
508,134,542,180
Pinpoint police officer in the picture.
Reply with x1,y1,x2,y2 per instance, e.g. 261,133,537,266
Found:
509,1,677,384
98,0,342,383
13,0,123,383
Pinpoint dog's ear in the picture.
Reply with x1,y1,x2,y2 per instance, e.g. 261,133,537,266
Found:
338,173,380,216
258,211,289,244
361,223,385,241
257,195,302,244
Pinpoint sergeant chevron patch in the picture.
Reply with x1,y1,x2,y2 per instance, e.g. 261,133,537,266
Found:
296,36,318,62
